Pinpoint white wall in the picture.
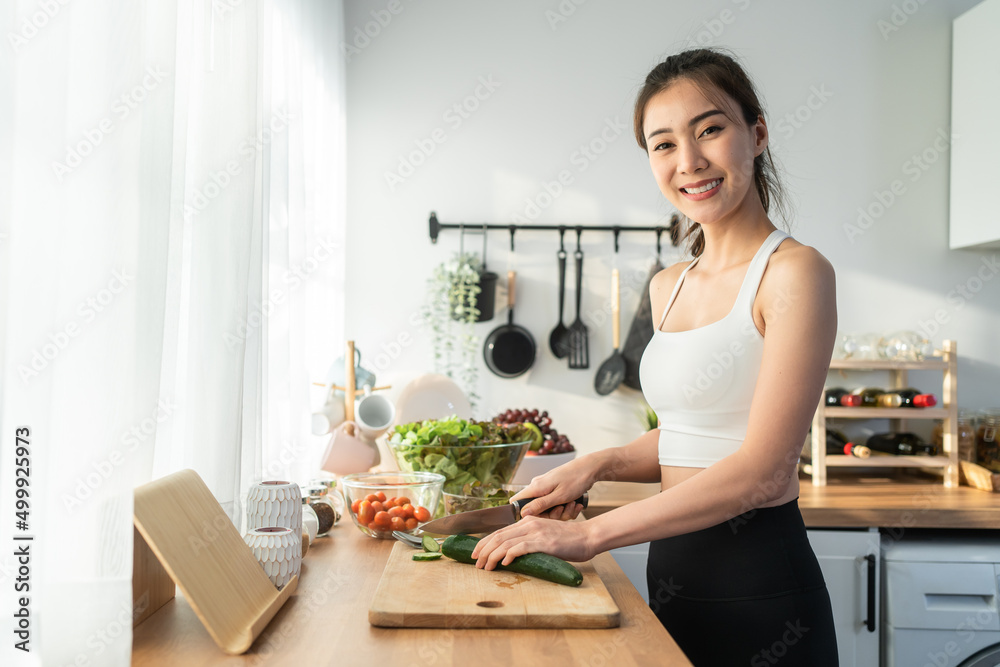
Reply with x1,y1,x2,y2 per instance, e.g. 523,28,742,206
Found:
343,0,997,457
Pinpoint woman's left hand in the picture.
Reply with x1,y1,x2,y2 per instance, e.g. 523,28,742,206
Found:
471,515,596,570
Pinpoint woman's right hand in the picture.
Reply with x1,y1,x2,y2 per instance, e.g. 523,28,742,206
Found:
510,453,602,520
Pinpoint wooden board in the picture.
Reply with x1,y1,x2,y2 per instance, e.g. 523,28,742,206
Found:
369,541,620,628
133,469,298,654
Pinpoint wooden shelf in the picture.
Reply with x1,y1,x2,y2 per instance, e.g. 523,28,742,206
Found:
822,454,953,468
806,339,959,487
824,407,949,420
829,358,949,371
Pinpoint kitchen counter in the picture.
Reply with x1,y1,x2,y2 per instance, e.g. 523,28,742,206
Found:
131,524,691,667
586,472,1000,529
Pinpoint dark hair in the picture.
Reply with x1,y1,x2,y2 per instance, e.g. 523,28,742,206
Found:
633,48,789,257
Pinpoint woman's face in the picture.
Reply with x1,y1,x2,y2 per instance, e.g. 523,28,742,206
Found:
642,78,767,228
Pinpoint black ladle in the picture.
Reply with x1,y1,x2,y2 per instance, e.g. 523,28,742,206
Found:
595,234,626,395
549,232,570,358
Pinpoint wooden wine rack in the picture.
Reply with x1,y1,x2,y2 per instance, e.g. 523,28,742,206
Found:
801,340,959,487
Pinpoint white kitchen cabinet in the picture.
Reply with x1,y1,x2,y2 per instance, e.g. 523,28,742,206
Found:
950,0,1000,249
610,542,650,604
807,528,881,667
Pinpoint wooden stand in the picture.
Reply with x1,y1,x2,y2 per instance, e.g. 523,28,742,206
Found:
132,469,298,655
803,340,959,487
311,339,390,437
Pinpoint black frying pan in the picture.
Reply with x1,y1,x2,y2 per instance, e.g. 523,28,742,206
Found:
483,271,536,378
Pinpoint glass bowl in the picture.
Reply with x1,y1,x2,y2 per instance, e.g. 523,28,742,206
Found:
340,471,444,539
387,440,531,495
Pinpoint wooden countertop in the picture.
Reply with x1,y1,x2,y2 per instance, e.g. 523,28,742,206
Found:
586,472,1000,529
132,523,692,667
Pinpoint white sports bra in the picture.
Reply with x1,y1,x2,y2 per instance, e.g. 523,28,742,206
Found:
639,230,789,467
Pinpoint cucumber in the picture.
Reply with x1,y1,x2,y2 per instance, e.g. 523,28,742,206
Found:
441,534,583,587
421,535,440,553
412,552,442,561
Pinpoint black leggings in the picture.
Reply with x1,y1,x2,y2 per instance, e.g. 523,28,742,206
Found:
646,498,838,666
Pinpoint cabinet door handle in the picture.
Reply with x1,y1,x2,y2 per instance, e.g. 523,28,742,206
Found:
863,553,876,632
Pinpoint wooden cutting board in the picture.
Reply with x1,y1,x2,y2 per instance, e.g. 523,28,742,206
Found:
369,541,620,628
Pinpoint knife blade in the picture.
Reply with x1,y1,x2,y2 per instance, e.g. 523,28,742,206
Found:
418,493,588,536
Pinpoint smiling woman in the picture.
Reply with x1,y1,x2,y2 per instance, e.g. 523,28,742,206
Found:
470,48,839,666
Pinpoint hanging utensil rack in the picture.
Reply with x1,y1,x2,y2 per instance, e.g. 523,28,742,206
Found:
428,211,680,252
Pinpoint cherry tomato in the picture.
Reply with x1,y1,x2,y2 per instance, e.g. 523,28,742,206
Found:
358,500,375,525
400,504,415,519
373,511,391,529
395,496,411,507
367,520,380,533
404,517,418,530
371,501,384,513
376,491,387,502
384,497,397,509
390,516,406,531
413,506,430,522
351,499,361,514
388,506,405,519
365,493,379,503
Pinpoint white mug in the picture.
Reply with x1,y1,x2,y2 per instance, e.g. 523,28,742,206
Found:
318,421,380,475
355,385,395,441
311,397,346,436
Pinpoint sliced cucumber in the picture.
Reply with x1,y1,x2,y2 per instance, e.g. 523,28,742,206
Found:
441,534,583,587
421,535,441,553
412,552,442,561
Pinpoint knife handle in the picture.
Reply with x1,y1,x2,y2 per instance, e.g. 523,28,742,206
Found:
511,493,588,520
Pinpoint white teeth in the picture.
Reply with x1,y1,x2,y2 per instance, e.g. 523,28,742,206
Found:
683,179,721,194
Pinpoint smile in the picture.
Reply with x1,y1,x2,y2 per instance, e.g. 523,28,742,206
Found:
680,178,723,200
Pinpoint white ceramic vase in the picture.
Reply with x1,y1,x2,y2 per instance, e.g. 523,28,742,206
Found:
243,526,301,589
246,480,302,556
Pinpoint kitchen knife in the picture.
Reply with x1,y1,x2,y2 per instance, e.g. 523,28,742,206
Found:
418,493,589,536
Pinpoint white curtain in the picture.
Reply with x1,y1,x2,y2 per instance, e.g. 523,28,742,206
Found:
0,0,345,664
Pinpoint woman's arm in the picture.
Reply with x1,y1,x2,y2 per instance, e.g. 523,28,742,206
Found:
473,245,836,567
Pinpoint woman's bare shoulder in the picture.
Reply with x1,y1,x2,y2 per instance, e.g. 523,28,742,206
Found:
760,238,836,309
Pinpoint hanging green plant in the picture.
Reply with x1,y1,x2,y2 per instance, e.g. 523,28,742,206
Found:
422,251,483,408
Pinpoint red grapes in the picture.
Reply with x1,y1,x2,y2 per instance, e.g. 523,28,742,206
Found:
492,408,575,454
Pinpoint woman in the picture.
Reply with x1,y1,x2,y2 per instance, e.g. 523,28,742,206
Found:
472,48,839,665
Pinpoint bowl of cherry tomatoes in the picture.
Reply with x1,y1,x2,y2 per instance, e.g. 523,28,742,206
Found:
339,471,444,539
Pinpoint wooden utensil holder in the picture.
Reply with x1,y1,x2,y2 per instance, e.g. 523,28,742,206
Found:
312,340,391,437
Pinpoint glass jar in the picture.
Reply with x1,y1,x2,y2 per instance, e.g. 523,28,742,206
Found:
976,411,1000,470
933,411,976,462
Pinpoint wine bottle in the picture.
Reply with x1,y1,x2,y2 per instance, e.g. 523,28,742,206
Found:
865,432,938,456
891,388,937,408
844,444,892,459
825,429,888,457
825,428,851,454
850,387,886,408
824,388,852,407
